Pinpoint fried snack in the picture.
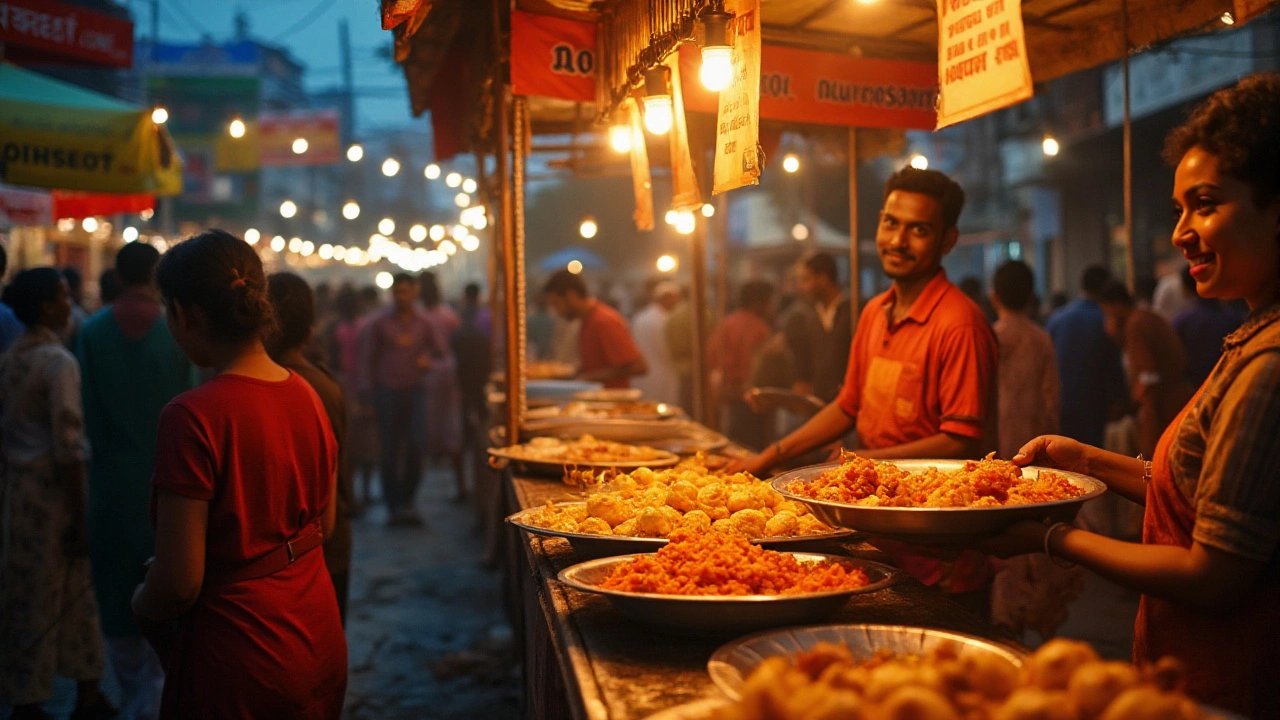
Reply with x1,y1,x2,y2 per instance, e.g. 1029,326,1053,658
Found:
525,463,837,540
597,531,869,596
506,435,671,465
721,638,1209,720
787,452,1086,508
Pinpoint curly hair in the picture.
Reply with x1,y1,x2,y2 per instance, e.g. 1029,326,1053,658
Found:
1163,72,1280,206
156,229,274,344
884,167,967,231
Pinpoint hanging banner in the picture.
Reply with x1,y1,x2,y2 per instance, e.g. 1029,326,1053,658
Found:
0,184,52,227
52,190,153,220
0,0,134,68
667,55,702,212
258,111,341,167
713,0,762,195
935,0,1033,128
511,10,597,103
622,98,654,232
680,44,936,130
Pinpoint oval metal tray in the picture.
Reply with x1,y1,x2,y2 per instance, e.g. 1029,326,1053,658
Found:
487,446,681,476
558,553,903,636
771,460,1107,544
708,624,1026,701
507,503,857,559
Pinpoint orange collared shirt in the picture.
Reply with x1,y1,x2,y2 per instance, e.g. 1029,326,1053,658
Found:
836,270,997,451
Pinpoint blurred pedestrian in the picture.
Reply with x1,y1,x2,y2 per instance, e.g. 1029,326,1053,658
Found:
98,269,123,306
959,275,997,324
452,282,492,461
78,243,196,720
61,267,90,350
331,287,377,512
794,252,853,402
1153,262,1195,322
266,272,353,625
0,245,24,354
1046,265,1128,448
989,260,1060,459
359,273,447,526
1173,267,1244,387
419,272,464,500
631,280,681,405
132,229,345,718
0,268,116,720
526,295,554,360
665,290,695,412
1100,281,1193,459
543,270,647,389
708,280,775,450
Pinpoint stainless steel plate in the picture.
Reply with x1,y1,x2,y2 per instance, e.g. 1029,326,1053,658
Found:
519,419,730,454
558,553,904,636
487,446,681,476
771,460,1107,543
507,503,857,559
708,624,1025,701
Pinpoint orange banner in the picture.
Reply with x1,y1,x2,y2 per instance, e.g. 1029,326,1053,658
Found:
935,0,1033,128
511,10,597,103
667,55,702,212
681,44,936,130
622,98,654,232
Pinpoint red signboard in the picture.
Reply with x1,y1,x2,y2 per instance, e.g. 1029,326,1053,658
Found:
511,10,597,103
258,111,342,167
52,190,153,220
681,44,937,130
0,0,133,68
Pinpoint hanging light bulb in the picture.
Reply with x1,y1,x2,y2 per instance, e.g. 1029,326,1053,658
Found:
454,192,471,208
1042,135,1060,157
292,137,309,154
609,125,633,153
378,217,396,235
409,224,428,243
382,158,401,177
244,228,261,245
664,209,679,226
462,178,478,194
347,143,364,162
643,66,674,136
445,172,462,188
82,217,100,233
698,4,734,92
319,244,334,260
579,216,598,239
270,236,286,252
151,106,168,124
701,203,715,218
440,239,458,256
342,201,360,220
656,254,678,273
429,224,446,242
567,260,584,274
424,163,441,179
228,118,246,138
782,153,800,173
909,154,929,170
122,226,139,243
461,235,480,252
675,210,696,235
1221,10,1235,24
279,200,298,218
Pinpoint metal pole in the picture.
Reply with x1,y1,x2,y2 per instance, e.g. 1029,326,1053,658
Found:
714,193,729,328
494,0,520,446
690,220,709,425
848,127,861,315
339,19,355,146
1121,0,1135,291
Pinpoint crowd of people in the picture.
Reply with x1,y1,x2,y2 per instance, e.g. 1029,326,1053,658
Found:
0,233,491,718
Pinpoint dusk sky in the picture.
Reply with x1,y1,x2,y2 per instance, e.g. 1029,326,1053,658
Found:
151,0,418,131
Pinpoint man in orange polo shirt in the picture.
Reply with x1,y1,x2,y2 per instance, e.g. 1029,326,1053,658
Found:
543,270,648,389
730,167,997,600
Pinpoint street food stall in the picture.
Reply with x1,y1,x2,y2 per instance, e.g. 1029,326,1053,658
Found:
377,0,1277,717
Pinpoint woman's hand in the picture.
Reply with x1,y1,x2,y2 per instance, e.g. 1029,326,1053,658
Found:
1012,435,1091,475
974,520,1054,559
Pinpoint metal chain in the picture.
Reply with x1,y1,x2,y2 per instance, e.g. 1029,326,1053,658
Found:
512,95,529,426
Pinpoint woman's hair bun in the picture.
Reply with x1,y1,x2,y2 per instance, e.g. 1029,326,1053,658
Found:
156,228,276,343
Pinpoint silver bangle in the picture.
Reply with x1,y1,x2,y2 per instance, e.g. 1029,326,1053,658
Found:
1137,453,1153,485
1044,522,1076,569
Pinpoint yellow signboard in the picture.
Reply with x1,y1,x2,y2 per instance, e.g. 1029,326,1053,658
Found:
713,0,762,196
935,0,1033,128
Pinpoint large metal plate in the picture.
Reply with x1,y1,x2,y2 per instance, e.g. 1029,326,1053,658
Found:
523,401,684,424
771,460,1107,544
558,553,904,636
520,419,730,454
507,502,857,559
708,624,1025,701
487,447,680,476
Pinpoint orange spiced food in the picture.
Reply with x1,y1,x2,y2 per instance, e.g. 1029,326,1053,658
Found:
599,531,870,596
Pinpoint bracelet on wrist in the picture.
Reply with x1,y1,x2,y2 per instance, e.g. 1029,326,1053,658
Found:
1043,522,1076,569
1136,453,1153,485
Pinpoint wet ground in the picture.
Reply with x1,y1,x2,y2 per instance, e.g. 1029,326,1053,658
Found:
342,467,521,719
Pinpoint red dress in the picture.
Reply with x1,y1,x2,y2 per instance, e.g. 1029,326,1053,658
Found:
152,372,347,719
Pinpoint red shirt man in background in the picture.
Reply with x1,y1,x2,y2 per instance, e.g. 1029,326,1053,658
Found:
729,167,998,605
543,270,648,389
708,279,775,449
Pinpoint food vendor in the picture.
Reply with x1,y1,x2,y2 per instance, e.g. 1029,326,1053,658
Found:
987,73,1280,717
542,269,649,389
728,168,999,606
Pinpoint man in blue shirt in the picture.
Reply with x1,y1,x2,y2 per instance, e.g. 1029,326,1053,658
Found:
1046,265,1128,448
0,245,24,353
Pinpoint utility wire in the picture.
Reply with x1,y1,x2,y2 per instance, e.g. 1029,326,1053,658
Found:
270,0,343,41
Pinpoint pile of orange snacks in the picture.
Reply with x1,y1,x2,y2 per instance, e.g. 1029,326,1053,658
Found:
598,531,869,597
724,638,1211,720
787,452,1086,508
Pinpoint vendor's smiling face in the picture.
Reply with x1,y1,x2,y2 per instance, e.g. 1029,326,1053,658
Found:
876,190,958,284
1172,146,1280,311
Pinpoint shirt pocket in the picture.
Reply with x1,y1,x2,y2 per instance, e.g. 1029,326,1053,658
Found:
893,360,923,424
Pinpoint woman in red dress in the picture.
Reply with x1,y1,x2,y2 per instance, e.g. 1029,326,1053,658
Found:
130,229,346,718
987,73,1280,716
